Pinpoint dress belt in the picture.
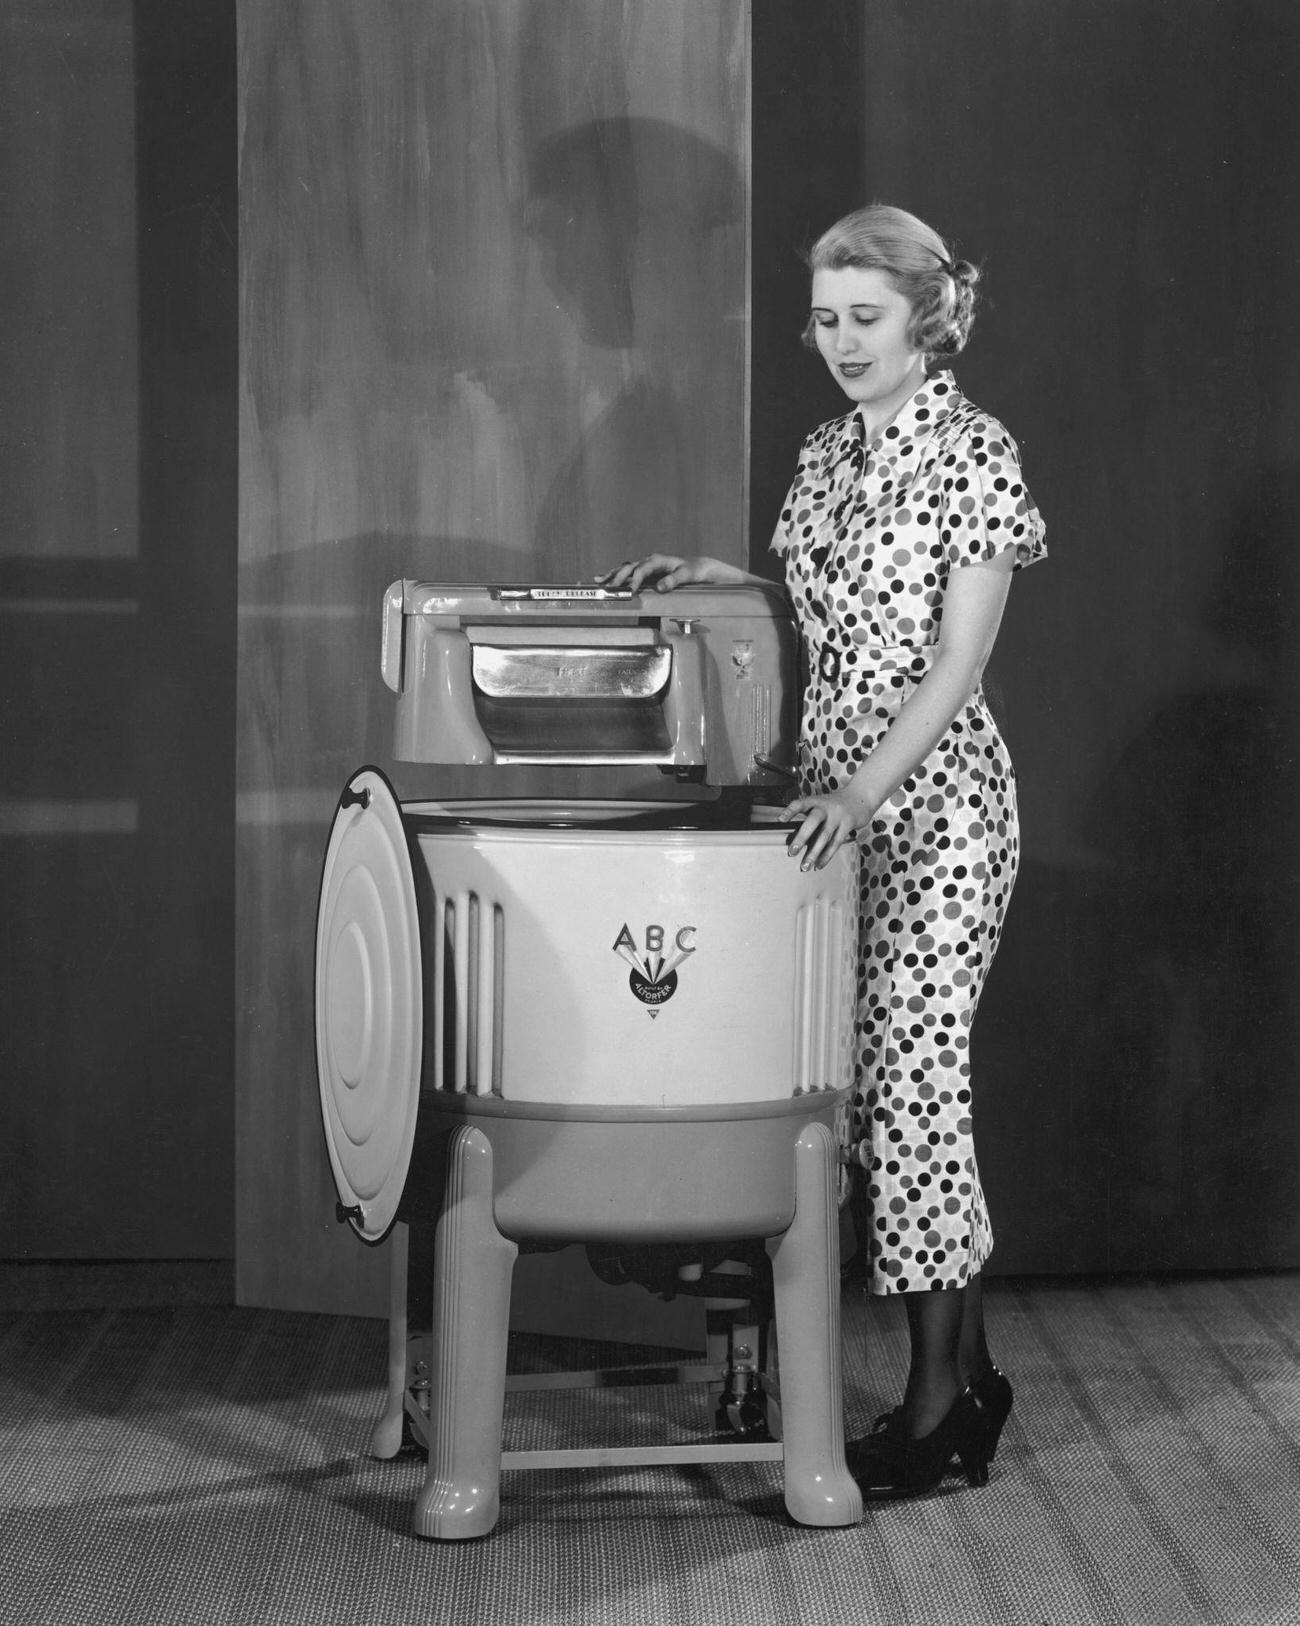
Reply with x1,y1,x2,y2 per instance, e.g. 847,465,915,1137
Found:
809,640,937,683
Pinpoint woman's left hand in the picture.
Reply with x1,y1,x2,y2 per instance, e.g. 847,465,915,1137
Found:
781,790,872,871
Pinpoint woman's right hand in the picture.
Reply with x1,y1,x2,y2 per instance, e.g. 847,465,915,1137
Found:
596,554,745,594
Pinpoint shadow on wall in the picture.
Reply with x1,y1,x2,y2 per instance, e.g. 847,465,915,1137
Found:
520,116,746,570
240,113,745,583
982,465,1300,1274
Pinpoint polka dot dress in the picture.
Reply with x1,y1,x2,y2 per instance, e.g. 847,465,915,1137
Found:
772,371,1046,1295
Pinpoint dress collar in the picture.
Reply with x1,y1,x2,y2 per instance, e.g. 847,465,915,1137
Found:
853,369,958,452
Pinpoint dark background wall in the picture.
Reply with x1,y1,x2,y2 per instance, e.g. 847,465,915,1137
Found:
750,1,867,569
3,0,1296,1286
883,0,1300,1275
750,0,1299,1275
0,0,236,1258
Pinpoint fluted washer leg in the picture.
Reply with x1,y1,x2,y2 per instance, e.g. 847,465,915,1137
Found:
413,1126,518,1540
370,1221,410,1459
766,1121,863,1527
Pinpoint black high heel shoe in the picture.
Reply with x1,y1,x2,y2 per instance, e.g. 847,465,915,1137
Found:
971,1364,1014,1462
849,1387,990,1495
873,1364,1015,1465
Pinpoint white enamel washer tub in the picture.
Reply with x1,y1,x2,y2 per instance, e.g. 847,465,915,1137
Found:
315,766,859,1246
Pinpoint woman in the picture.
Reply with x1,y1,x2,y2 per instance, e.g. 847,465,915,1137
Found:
599,204,1045,1494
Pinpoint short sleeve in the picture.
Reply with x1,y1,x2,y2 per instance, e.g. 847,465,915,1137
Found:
940,424,1046,571
770,472,798,557
769,425,835,561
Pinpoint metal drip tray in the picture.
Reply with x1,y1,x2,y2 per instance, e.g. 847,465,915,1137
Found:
471,644,672,700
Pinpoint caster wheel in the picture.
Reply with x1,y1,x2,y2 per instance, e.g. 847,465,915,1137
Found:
717,1397,772,1440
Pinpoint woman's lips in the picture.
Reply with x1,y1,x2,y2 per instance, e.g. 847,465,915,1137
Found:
838,362,870,377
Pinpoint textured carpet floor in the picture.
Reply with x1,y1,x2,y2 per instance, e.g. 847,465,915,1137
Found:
0,1272,1297,1626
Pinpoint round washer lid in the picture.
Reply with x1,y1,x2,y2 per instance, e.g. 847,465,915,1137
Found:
315,766,422,1243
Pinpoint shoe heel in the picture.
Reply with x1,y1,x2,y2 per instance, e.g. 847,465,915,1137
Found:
973,1366,1014,1462
951,1390,991,1487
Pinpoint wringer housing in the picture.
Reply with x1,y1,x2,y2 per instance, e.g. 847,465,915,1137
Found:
314,581,865,1538
380,580,796,779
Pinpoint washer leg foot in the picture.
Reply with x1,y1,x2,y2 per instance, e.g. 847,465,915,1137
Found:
767,1122,863,1527
413,1126,517,1540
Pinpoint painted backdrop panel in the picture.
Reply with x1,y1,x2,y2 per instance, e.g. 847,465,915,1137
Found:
237,0,749,1314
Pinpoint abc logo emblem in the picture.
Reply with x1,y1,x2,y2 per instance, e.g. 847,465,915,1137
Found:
611,923,697,1015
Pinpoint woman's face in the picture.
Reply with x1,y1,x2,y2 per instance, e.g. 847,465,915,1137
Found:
809,266,927,420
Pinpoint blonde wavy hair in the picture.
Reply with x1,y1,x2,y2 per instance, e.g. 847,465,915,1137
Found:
802,203,980,363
